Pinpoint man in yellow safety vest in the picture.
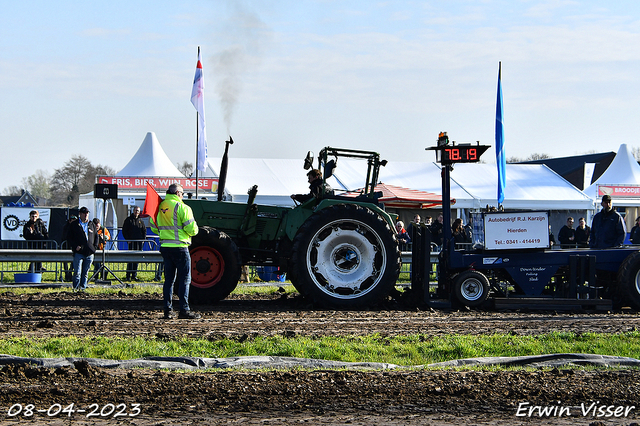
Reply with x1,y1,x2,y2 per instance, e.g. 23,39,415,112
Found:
150,184,200,319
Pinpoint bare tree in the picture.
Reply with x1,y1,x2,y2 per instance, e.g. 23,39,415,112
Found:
78,163,116,195
49,156,114,206
177,161,194,177
527,153,551,161
2,185,22,196
507,153,551,163
49,155,90,205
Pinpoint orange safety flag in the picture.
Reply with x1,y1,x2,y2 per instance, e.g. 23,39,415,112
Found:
141,183,162,218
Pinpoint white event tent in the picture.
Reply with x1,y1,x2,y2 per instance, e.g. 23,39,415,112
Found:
116,132,184,177
79,132,185,229
584,143,640,230
584,144,640,203
203,156,594,228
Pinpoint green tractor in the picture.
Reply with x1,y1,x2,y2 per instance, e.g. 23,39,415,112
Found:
185,147,401,308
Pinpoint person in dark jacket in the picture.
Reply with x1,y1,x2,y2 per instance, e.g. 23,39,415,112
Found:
291,169,333,203
575,217,591,247
406,214,421,239
452,218,470,246
122,206,147,281
22,209,48,272
557,217,576,248
430,213,444,248
61,215,77,281
66,207,99,291
630,217,640,245
590,195,626,249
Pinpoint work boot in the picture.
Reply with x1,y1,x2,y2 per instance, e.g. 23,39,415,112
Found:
178,310,201,319
163,309,174,319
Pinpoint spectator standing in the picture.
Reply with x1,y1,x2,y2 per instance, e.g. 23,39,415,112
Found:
67,207,99,292
575,217,591,247
122,206,147,281
395,221,411,250
22,210,48,272
92,218,111,279
430,213,444,248
464,217,473,243
61,215,76,281
630,217,640,244
557,217,576,248
590,195,626,249
452,218,470,246
150,184,200,320
406,214,421,238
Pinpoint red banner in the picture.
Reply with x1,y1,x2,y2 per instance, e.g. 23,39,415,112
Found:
97,176,218,193
597,184,640,198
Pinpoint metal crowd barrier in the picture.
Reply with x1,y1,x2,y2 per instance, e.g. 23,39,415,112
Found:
0,242,440,283
0,238,163,282
0,240,60,250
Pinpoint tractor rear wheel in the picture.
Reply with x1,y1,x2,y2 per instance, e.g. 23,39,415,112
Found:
616,250,640,310
291,204,400,308
188,226,241,304
453,270,490,307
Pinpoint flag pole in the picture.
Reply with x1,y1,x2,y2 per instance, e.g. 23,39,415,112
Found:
195,46,200,198
191,45,208,197
495,61,506,206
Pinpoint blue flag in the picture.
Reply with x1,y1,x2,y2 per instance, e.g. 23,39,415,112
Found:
495,62,506,204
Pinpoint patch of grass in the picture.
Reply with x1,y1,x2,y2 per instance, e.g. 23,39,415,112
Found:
0,283,297,297
0,286,164,296
230,284,296,296
1,332,639,366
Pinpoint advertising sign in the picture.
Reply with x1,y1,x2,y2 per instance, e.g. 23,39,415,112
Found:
597,184,640,198
96,176,219,193
483,211,549,250
1,207,51,241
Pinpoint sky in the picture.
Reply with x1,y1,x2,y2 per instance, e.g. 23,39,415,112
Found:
2,0,640,191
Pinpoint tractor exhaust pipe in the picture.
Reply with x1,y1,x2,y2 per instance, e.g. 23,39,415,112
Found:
217,136,234,201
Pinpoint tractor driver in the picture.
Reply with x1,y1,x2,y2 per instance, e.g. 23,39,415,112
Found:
291,169,333,203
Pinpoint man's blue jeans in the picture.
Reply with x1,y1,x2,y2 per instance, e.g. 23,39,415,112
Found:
72,252,94,291
160,246,192,312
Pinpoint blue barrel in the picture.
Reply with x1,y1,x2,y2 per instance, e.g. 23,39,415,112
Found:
256,266,286,282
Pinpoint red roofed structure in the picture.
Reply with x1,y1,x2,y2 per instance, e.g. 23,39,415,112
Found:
342,183,447,209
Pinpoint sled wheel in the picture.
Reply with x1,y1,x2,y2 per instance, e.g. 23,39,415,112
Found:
453,270,490,307
291,204,400,308
616,251,640,310
188,226,241,304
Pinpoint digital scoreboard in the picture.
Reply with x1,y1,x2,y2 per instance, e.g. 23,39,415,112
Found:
427,132,490,165
441,146,487,163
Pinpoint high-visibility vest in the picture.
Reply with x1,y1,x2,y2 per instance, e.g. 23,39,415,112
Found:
150,194,198,247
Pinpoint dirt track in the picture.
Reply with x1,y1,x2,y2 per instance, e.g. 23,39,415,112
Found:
1,290,640,425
